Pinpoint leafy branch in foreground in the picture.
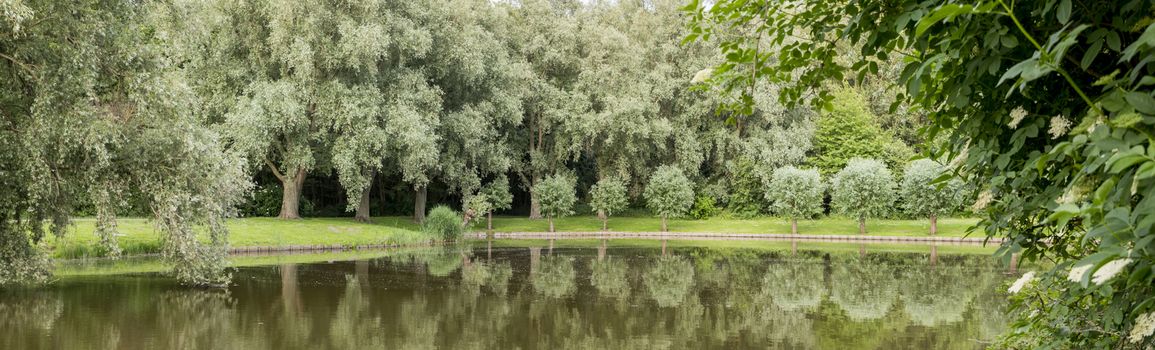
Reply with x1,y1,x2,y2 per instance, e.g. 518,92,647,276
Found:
686,0,1155,347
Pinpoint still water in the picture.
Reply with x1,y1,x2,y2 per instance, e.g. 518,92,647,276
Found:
1,242,1012,349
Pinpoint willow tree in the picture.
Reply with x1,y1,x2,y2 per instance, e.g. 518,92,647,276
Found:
178,0,407,220
899,159,964,235
500,0,589,219
1,0,247,286
764,166,824,234
422,0,523,217
829,158,897,234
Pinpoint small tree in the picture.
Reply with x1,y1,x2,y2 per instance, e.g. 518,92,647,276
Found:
830,158,896,234
644,166,694,232
764,166,824,234
589,177,628,232
475,176,513,231
900,159,964,235
533,174,576,232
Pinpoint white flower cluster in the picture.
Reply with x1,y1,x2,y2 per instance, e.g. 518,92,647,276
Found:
972,190,993,212
1130,312,1155,344
691,68,714,84
1092,258,1132,285
1008,271,1035,294
1068,264,1091,283
1049,115,1071,139
1008,107,1028,129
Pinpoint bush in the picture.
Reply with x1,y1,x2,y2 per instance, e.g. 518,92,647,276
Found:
645,165,694,231
899,159,964,235
724,159,766,218
808,87,912,176
589,177,629,231
690,195,720,219
423,205,464,241
533,174,577,232
764,166,824,233
830,158,896,234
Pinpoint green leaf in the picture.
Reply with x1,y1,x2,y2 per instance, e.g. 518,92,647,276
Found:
1048,203,1081,227
1138,162,1155,180
1056,0,1071,24
1125,91,1155,115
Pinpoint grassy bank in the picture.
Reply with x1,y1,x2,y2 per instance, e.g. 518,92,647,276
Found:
49,215,982,259
481,215,980,237
49,217,429,259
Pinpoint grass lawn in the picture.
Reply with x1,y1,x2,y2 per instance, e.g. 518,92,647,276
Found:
483,238,999,255
480,215,981,237
49,215,982,259
49,217,429,259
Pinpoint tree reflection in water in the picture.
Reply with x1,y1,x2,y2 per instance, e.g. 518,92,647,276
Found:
0,245,1014,349
829,257,899,321
644,255,695,308
761,261,826,312
532,255,576,298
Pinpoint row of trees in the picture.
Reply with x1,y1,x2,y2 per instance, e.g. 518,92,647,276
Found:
481,157,962,234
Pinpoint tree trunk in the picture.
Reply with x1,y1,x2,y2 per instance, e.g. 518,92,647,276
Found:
529,175,542,219
487,211,493,231
858,216,866,234
278,168,306,219
602,217,608,232
929,213,938,235
661,216,668,232
548,215,555,232
354,171,375,222
791,217,798,234
413,185,427,223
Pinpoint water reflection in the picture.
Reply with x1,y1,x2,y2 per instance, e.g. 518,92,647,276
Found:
644,255,695,307
1,244,1013,349
829,257,898,321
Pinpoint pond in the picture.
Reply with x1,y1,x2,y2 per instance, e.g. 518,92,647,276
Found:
1,240,1013,349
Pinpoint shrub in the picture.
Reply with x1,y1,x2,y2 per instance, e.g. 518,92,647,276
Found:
899,159,964,235
423,205,464,241
764,166,825,234
532,174,577,232
589,177,628,231
645,165,694,232
724,159,766,218
830,158,896,234
690,195,720,219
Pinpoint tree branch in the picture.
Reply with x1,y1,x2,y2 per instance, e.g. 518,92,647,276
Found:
262,155,286,182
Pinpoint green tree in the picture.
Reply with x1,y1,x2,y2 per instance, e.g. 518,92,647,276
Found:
468,176,514,231
899,159,964,235
645,166,695,232
808,87,911,176
764,166,825,234
589,178,629,232
687,0,1155,345
532,174,577,232
1,0,246,286
830,159,896,234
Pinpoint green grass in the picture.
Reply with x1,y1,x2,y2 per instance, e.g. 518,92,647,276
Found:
481,238,999,255
49,217,430,259
48,215,982,259
479,215,981,237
